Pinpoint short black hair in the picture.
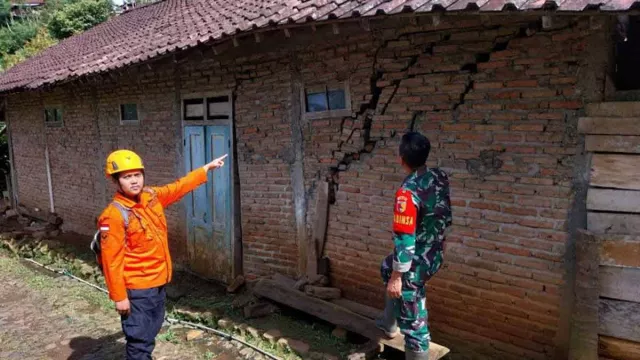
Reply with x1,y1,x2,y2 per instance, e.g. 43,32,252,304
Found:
399,132,431,169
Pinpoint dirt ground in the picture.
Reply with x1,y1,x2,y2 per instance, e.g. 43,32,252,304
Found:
0,254,242,360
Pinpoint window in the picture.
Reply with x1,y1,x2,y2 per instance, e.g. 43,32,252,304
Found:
44,108,62,127
207,95,231,120
183,94,232,121
183,98,205,120
120,103,139,123
303,82,350,119
614,16,640,91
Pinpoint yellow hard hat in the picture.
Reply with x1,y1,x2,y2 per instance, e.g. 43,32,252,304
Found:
105,149,144,176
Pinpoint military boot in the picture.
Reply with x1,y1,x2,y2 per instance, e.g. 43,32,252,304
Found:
375,294,400,338
406,350,429,360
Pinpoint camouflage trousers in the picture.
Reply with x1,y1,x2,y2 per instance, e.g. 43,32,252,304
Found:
380,252,442,352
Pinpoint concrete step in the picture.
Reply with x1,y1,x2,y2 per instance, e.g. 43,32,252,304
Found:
586,102,640,118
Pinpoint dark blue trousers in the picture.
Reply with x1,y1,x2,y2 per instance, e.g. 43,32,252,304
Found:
121,286,166,360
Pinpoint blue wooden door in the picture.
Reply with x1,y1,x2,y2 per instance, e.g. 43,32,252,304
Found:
184,125,232,282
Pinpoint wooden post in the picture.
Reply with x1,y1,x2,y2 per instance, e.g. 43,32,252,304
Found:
307,180,328,277
289,59,307,277
568,229,601,360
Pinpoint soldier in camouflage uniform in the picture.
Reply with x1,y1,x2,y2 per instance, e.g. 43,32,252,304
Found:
376,132,452,360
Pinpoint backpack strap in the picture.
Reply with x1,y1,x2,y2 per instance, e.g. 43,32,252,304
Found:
111,201,131,228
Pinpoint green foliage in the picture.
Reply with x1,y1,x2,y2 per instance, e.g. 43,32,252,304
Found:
0,0,12,25
46,0,112,39
3,27,57,70
0,19,38,56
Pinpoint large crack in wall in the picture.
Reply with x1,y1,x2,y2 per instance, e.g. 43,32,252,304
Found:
326,24,528,198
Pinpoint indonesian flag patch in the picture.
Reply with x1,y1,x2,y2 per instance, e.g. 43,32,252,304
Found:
99,223,110,232
393,189,417,234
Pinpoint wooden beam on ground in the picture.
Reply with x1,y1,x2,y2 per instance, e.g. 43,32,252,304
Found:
331,298,382,320
272,273,297,288
599,336,640,360
599,299,640,342
578,117,640,135
586,135,640,153
304,285,341,300
587,188,640,213
253,279,450,359
590,154,640,190
587,213,640,235
599,236,640,268
599,266,640,302
308,181,329,277
569,229,600,360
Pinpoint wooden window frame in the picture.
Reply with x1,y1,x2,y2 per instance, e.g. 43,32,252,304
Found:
301,81,352,121
119,103,140,125
44,107,63,128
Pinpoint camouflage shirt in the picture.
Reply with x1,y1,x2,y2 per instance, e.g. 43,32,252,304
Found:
392,167,452,273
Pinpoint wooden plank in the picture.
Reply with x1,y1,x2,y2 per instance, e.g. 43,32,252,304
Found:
588,213,640,235
569,229,601,360
599,335,640,360
304,285,341,300
253,279,450,359
585,102,640,118
600,237,640,268
331,298,382,320
599,299,640,342
308,181,329,277
272,273,297,288
586,135,640,153
579,117,640,135
591,154,640,190
588,188,640,213
599,266,640,302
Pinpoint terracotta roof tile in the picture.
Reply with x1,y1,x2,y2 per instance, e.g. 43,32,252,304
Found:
0,0,636,93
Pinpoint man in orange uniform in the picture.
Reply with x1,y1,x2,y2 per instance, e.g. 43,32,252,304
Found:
98,149,226,360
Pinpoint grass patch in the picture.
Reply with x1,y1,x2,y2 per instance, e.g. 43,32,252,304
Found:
1,241,360,359
157,328,178,344
169,287,358,358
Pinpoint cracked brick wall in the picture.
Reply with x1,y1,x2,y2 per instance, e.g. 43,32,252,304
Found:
299,16,608,360
6,13,610,359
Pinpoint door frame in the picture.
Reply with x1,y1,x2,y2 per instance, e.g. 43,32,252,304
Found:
180,90,239,281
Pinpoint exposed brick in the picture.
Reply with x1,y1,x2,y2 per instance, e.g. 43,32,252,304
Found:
521,89,558,98
469,201,501,211
503,207,537,216
474,81,504,89
549,100,581,109
498,245,531,257
511,124,544,132
478,61,509,70
506,80,538,88
6,17,604,360
518,218,556,229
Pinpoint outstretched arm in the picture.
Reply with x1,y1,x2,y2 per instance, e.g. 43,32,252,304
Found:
154,154,227,207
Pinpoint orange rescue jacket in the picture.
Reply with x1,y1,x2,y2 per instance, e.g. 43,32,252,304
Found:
98,168,207,302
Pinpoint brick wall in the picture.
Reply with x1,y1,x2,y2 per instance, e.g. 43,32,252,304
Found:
316,16,607,360
5,13,610,359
